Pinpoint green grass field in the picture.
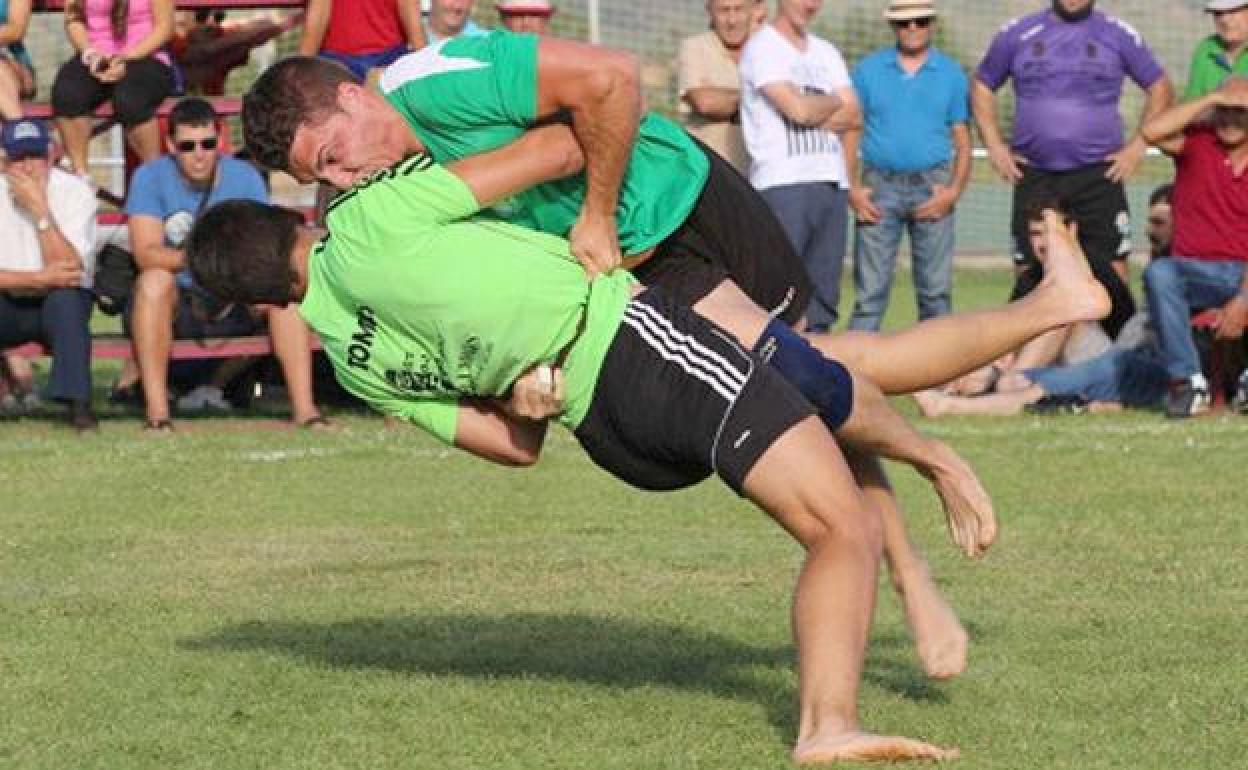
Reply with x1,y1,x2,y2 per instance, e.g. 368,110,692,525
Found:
4,270,1246,769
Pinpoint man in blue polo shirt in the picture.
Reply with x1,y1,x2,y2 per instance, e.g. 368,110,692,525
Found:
843,0,970,331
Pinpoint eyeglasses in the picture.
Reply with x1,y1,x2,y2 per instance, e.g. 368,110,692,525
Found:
175,137,219,153
1211,8,1247,18
891,17,933,29
1147,217,1169,227
5,151,48,162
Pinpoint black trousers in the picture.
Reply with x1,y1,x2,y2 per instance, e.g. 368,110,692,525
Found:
0,289,94,403
1009,162,1137,338
51,55,174,126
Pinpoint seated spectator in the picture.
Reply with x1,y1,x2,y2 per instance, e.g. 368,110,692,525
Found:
0,119,99,432
915,186,1177,417
939,200,1115,398
173,8,291,97
495,0,554,35
300,0,423,83
52,0,176,179
0,0,34,120
1141,76,1248,418
125,97,324,431
424,0,487,44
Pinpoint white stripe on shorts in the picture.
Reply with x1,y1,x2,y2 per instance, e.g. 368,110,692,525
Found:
622,301,747,403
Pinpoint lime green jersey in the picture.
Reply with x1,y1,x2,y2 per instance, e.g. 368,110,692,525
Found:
299,154,635,443
379,30,709,255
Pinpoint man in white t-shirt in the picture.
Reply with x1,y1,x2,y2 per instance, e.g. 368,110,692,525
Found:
0,118,99,432
739,0,859,332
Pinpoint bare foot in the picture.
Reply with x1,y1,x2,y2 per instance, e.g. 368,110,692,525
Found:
913,389,950,418
794,732,960,764
1035,210,1111,324
922,440,997,559
895,566,970,680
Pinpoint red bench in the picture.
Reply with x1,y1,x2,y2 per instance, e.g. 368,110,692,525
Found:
34,0,304,10
8,334,320,361
21,97,242,122
1191,309,1245,410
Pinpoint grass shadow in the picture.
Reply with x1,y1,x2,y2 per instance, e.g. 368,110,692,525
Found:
183,611,951,745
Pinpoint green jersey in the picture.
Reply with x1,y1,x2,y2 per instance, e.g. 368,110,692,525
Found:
299,154,636,443
1184,36,1248,100
379,30,709,255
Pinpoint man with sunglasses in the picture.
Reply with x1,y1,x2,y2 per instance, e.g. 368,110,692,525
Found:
842,0,969,332
125,97,324,431
738,0,859,334
1187,1,1248,99
972,0,1173,341
0,118,98,432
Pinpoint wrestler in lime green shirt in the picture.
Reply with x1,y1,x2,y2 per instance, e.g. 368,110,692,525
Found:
379,30,709,255
299,154,635,443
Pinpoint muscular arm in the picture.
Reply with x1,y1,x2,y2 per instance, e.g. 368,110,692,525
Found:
1140,91,1223,156
444,122,585,207
396,0,426,52
0,0,30,47
760,81,844,127
683,87,741,121
452,399,548,467
297,0,331,56
534,37,642,271
129,215,186,272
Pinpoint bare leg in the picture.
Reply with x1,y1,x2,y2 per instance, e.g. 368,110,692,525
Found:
914,384,1046,418
264,303,322,424
693,286,997,559
0,61,21,120
809,221,1110,394
125,118,163,164
56,116,94,176
132,269,178,424
742,417,958,764
837,372,996,559
845,448,968,680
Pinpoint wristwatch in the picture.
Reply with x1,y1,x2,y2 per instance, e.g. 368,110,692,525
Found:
35,217,51,232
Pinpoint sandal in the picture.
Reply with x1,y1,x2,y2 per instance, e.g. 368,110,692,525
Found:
299,414,331,430
143,418,175,433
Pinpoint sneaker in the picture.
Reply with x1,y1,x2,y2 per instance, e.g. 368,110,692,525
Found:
1234,369,1248,415
1025,394,1090,415
176,385,232,412
1166,374,1212,419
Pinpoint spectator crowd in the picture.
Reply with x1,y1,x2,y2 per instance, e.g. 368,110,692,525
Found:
2,0,1248,431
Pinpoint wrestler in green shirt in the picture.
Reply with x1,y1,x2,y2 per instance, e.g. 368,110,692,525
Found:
299,153,635,443
379,30,709,255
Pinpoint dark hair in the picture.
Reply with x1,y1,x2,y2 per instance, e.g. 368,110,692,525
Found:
243,57,357,172
1023,194,1071,225
187,200,305,306
1149,183,1173,208
168,97,218,136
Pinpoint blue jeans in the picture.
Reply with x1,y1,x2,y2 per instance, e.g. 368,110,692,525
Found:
0,288,94,403
759,183,848,332
1143,257,1245,380
849,164,955,332
1027,345,1169,407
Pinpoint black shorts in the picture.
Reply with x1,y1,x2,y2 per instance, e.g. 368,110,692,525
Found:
636,139,812,326
574,287,816,495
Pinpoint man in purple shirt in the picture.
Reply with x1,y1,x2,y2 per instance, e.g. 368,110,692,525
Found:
972,0,1173,338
